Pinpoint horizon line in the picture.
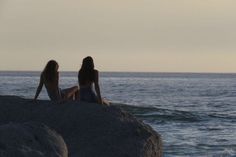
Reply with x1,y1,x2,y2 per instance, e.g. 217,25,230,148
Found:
0,70,235,75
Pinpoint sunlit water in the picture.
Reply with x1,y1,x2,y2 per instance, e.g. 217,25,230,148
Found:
0,71,236,157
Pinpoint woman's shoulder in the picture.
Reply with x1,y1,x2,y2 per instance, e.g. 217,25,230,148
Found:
41,71,58,82
94,69,99,75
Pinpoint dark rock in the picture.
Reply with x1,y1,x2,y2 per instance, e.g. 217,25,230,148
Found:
0,122,68,157
0,95,162,157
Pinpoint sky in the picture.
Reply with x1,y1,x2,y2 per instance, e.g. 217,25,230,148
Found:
0,0,236,72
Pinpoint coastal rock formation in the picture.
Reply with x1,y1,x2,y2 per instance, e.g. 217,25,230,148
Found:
0,95,162,157
0,122,68,157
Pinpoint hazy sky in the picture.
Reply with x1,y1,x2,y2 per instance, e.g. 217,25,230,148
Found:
0,0,236,72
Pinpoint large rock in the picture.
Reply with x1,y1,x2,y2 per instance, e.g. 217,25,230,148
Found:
0,95,162,157
0,122,68,157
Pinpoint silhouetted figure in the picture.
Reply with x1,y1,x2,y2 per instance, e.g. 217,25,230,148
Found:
78,56,109,105
34,60,78,101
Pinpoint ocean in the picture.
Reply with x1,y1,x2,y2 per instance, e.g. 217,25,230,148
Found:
0,71,236,157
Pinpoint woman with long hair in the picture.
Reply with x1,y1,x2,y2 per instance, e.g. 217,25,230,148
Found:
34,60,78,101
78,56,108,105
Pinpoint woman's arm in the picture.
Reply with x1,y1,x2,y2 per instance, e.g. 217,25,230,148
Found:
56,72,65,101
94,70,103,104
34,74,44,100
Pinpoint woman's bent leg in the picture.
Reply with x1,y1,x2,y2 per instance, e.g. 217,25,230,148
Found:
61,86,78,100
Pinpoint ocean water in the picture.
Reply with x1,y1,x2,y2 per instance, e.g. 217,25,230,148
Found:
0,71,236,157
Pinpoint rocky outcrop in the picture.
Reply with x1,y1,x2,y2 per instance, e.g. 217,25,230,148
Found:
0,122,68,157
0,95,162,157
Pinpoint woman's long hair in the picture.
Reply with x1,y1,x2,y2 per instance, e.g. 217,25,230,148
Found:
43,60,58,82
79,56,95,85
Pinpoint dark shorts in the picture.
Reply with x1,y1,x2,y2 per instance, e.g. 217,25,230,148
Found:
79,87,98,103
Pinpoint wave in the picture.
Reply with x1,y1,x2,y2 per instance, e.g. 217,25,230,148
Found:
208,113,236,121
113,103,206,123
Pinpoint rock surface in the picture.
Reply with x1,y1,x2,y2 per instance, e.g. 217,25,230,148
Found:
0,122,68,157
0,95,162,157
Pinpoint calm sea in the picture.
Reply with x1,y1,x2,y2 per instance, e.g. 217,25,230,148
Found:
0,71,236,157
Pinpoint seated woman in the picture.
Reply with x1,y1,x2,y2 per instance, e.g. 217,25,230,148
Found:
34,60,78,101
78,56,109,105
